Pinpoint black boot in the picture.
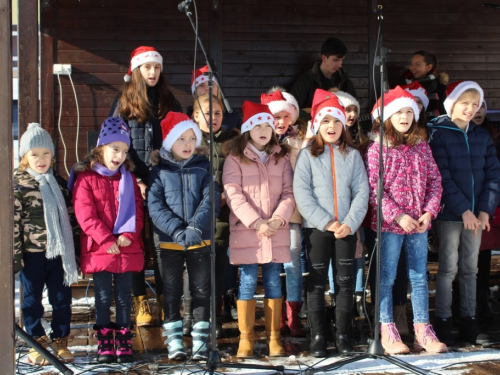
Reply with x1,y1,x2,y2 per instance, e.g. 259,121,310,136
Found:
215,296,227,339
335,309,353,356
433,317,455,346
460,316,489,345
183,299,193,337
308,309,326,357
355,291,366,319
477,289,494,320
299,275,308,319
223,288,238,321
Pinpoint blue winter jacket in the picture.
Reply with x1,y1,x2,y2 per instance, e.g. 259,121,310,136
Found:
147,149,221,248
428,116,500,222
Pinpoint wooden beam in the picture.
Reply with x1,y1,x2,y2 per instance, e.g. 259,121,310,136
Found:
0,0,15,372
18,0,39,134
40,0,55,153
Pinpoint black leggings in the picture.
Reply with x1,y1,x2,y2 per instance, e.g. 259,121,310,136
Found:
305,228,356,312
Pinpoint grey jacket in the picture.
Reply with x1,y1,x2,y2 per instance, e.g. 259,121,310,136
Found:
293,144,369,234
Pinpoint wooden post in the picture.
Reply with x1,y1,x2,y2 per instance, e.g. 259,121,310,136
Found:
18,0,40,133
0,0,15,372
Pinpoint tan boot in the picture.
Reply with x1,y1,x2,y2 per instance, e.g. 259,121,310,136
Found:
50,337,74,362
393,304,410,337
134,295,154,327
264,297,286,357
27,336,50,365
236,299,255,358
156,294,164,325
414,323,448,354
381,323,410,355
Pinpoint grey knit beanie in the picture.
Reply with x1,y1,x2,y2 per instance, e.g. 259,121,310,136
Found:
19,123,55,158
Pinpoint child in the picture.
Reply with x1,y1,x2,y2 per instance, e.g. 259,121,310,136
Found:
428,81,500,345
261,88,306,337
402,81,430,140
71,117,144,363
14,123,78,365
366,86,447,355
334,90,368,147
294,89,369,357
110,46,182,326
147,112,220,361
223,101,295,358
187,65,242,132
186,94,239,338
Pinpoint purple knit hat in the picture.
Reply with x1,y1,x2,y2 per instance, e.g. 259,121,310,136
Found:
97,117,131,147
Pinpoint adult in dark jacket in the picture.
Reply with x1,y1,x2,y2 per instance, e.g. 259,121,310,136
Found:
291,38,357,122
109,46,182,326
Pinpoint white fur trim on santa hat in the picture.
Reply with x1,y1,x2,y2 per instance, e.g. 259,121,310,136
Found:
191,76,219,95
334,91,360,115
312,107,346,135
241,113,275,134
405,88,429,110
444,81,484,117
381,97,420,123
162,120,202,152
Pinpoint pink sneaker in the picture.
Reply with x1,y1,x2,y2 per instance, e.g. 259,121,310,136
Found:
414,323,448,354
381,323,410,355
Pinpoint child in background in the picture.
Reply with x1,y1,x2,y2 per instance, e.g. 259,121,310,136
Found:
366,86,447,355
223,101,295,358
110,46,182,326
71,117,144,363
148,112,220,361
402,81,430,140
294,90,369,357
261,88,306,337
14,123,79,365
429,81,500,345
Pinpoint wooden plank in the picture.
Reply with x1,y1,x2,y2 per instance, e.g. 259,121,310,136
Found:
40,0,55,141
56,50,207,64
0,0,14,371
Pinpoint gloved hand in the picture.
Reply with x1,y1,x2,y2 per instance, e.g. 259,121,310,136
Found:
174,229,187,247
184,227,202,247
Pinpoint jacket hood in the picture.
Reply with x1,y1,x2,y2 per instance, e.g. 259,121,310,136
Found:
150,147,208,167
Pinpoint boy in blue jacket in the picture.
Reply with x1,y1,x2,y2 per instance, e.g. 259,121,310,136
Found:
147,112,220,361
428,81,500,346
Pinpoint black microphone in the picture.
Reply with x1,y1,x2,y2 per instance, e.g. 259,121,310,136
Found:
178,0,193,12
483,3,500,8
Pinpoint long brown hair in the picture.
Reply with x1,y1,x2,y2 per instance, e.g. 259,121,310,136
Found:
371,116,421,147
309,124,353,157
223,131,289,164
119,68,176,123
80,145,134,172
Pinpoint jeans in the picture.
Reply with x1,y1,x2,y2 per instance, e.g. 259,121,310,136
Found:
19,252,72,339
283,223,303,302
435,221,481,318
238,263,282,300
93,271,132,327
157,247,211,322
305,228,356,312
379,231,429,324
329,256,366,293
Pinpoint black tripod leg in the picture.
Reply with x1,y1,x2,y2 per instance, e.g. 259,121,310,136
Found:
374,354,428,375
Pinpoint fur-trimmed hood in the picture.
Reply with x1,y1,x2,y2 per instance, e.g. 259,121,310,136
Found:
149,146,209,167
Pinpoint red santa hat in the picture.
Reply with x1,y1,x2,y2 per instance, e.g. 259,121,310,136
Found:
240,101,275,134
402,81,429,110
191,65,220,95
310,89,346,135
372,86,420,123
260,90,299,124
160,112,202,152
444,80,484,116
371,102,380,122
124,46,163,82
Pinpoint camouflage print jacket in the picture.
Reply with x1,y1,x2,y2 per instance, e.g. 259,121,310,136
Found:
13,168,80,273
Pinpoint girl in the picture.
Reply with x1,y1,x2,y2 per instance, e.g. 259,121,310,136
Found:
147,112,220,361
186,65,242,132
14,123,78,365
399,50,449,117
223,101,295,358
334,90,368,147
402,81,430,140
366,86,447,354
71,117,144,363
294,89,369,357
261,88,306,337
110,46,182,326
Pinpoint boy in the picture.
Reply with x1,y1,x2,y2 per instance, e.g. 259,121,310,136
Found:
428,81,500,346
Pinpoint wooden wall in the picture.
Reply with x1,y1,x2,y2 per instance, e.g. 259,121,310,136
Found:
40,0,500,176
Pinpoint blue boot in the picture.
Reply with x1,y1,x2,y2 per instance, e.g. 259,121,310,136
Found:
191,321,210,361
162,321,187,360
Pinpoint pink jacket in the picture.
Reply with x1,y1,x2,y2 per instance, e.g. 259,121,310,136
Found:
73,170,145,274
223,145,296,265
365,139,442,235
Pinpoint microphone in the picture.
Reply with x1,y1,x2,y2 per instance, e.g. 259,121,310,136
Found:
178,0,193,12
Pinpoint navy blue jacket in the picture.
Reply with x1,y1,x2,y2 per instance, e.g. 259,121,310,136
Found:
428,116,500,221
147,150,221,246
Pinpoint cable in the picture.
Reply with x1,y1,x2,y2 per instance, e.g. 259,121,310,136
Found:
68,73,80,162
56,73,70,176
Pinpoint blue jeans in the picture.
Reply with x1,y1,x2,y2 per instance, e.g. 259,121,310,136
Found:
379,231,429,324
19,252,72,339
239,263,282,300
93,271,133,327
283,223,303,302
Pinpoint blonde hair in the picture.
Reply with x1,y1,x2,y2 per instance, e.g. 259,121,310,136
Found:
18,153,55,172
192,94,224,117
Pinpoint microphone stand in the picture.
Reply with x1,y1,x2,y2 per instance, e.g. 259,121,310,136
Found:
305,6,427,374
180,2,283,373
